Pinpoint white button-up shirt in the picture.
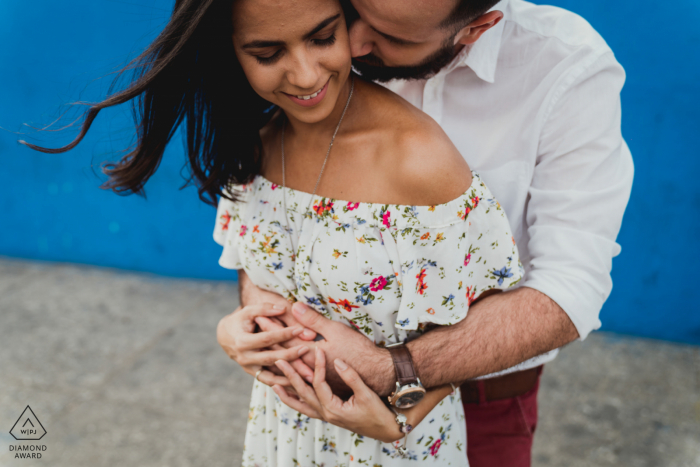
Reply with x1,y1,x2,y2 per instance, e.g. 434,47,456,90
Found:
384,0,634,376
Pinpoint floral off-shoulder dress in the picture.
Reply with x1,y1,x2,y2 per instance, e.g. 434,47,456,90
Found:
213,172,523,467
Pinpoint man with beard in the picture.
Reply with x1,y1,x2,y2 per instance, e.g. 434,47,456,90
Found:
219,0,634,465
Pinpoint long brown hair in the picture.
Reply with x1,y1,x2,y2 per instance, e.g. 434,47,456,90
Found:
21,0,276,205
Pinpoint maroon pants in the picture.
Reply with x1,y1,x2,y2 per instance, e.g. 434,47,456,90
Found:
462,367,542,467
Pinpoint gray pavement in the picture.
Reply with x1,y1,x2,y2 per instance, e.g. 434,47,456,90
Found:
0,258,698,467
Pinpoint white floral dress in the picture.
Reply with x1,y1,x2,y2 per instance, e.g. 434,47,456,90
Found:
213,172,523,467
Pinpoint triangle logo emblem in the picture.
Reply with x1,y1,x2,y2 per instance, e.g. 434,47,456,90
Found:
10,406,47,441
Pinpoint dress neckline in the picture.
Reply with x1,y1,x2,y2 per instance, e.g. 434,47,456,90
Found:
254,171,482,210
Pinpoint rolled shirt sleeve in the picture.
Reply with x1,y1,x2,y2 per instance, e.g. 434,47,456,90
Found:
522,51,634,340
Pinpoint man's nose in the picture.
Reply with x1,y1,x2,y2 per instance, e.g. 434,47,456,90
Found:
348,18,374,58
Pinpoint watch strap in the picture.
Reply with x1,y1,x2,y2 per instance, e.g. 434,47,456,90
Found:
387,344,418,386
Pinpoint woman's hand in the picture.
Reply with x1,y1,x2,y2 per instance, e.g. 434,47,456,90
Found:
273,347,404,444
217,303,314,387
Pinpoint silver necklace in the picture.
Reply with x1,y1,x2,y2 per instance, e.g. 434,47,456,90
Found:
281,75,355,234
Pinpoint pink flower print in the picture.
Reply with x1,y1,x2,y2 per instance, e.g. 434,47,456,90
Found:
271,183,279,190
464,253,471,266
220,211,231,231
382,210,391,229
347,201,360,211
429,439,442,456
239,225,248,236
369,276,387,292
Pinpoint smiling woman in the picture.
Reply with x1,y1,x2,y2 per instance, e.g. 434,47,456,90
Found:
231,0,352,125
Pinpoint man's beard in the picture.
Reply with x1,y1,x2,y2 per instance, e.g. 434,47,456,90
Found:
351,40,461,83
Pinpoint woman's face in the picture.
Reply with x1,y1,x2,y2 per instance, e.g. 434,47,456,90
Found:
232,0,352,125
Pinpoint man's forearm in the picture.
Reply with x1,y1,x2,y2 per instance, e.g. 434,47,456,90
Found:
375,287,579,396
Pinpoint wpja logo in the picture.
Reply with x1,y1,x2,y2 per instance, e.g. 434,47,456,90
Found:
9,405,47,459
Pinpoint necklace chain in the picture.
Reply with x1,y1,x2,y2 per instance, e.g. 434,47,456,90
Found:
281,75,355,232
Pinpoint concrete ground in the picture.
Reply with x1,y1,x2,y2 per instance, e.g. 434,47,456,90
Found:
0,258,698,467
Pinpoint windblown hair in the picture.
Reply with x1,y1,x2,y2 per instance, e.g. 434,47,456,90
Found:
440,0,502,30
21,0,275,206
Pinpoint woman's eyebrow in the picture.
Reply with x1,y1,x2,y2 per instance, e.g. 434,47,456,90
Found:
242,13,341,49
302,14,341,40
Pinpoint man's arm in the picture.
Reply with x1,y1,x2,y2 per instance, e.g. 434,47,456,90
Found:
287,287,577,397
403,287,577,393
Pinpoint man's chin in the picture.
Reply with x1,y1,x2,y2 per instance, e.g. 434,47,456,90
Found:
352,51,456,83
352,60,436,83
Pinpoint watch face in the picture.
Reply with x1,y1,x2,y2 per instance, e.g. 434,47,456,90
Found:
396,389,426,408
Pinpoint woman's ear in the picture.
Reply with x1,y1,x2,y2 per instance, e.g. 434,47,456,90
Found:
453,10,504,46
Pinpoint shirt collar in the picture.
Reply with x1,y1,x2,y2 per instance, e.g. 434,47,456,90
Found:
451,0,510,83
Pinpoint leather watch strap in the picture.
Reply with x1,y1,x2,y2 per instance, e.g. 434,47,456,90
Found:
387,344,418,386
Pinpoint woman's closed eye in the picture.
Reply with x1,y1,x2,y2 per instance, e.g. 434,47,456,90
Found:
254,50,283,65
253,32,338,65
311,32,336,47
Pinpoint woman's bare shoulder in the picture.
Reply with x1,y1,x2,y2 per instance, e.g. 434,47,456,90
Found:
361,82,472,205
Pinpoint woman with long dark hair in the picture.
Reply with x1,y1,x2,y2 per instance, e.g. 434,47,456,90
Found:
25,0,523,464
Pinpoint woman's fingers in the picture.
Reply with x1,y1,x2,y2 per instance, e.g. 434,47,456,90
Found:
272,385,322,419
312,348,338,408
241,303,287,321
275,360,323,414
239,324,305,351
267,343,315,382
255,369,291,388
241,345,309,368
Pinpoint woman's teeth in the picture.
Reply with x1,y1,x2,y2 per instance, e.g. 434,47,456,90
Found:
295,87,323,100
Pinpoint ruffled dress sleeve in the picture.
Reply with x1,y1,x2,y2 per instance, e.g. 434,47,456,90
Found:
213,183,249,270
386,173,524,331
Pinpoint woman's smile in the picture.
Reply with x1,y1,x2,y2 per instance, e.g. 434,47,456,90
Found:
283,78,331,107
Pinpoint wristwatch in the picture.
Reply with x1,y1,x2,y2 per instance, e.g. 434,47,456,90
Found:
386,342,426,408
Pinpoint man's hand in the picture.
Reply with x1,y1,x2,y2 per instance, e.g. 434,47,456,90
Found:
217,303,314,386
266,302,394,397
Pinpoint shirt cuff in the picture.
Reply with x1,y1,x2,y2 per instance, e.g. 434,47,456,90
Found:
521,271,604,341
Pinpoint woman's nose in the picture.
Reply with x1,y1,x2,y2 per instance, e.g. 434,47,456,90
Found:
286,52,320,90
348,18,374,58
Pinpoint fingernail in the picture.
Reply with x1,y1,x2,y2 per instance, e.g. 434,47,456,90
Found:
292,327,304,336
305,375,314,383
298,346,308,356
302,329,315,338
292,302,306,315
334,359,348,371
272,304,286,310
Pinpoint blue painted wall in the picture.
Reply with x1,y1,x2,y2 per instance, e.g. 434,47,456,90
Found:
1,1,698,344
